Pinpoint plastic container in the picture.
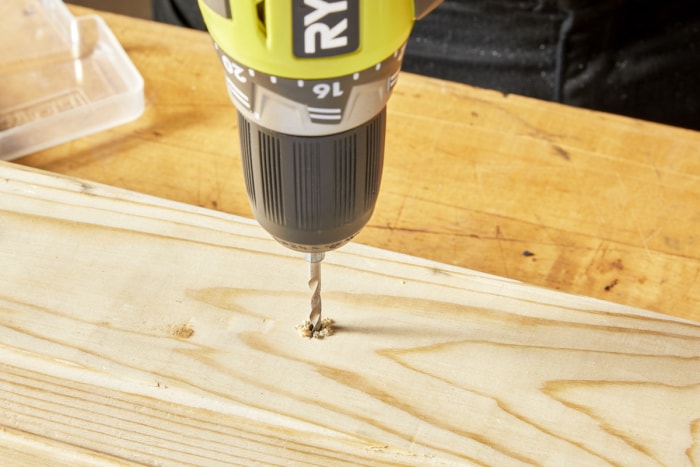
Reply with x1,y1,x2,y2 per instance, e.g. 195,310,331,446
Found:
0,0,144,160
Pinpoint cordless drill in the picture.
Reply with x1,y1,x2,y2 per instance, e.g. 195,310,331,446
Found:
198,0,442,330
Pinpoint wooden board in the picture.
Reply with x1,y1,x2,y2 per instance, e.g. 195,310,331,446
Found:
1,161,699,465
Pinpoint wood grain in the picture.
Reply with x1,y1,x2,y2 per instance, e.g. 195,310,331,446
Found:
1,162,699,465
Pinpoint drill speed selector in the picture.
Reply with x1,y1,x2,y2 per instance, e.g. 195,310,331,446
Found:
213,41,405,136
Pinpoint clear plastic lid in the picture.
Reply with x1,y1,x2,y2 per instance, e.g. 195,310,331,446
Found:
0,0,145,160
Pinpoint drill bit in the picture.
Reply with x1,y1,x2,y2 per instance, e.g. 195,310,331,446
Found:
305,252,324,332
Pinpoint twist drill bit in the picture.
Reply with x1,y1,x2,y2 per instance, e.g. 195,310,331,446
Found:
305,252,324,332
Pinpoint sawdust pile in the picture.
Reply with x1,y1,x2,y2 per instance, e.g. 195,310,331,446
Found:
296,317,334,339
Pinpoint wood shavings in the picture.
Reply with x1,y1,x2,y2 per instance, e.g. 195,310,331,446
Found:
296,317,334,339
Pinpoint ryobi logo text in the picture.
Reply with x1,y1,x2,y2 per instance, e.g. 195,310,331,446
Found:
293,0,359,58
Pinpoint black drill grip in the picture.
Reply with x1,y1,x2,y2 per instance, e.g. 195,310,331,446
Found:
237,109,386,253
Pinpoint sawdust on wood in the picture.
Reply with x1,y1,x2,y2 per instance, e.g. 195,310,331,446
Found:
296,317,334,339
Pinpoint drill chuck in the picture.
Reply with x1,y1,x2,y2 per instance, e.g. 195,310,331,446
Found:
238,109,385,253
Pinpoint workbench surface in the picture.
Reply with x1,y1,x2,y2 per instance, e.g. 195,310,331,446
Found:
19,5,700,322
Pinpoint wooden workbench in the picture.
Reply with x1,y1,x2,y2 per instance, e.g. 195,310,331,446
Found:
17,6,699,322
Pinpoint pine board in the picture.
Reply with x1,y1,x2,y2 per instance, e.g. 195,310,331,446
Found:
1,161,699,466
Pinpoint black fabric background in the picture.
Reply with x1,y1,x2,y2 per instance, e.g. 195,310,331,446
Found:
153,0,700,130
